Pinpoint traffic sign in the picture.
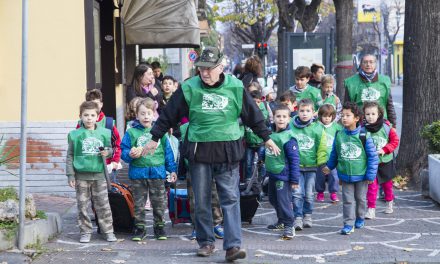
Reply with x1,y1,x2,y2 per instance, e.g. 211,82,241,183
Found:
241,44,254,49
188,50,198,62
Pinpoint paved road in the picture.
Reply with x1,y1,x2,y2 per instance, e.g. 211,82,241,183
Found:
28,190,440,264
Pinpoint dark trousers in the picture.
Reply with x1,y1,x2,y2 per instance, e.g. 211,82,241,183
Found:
268,178,294,227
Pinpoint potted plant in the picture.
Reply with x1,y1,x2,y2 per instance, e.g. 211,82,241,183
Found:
421,120,440,203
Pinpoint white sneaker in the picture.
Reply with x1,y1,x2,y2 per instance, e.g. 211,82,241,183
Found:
365,208,376,219
106,232,117,242
303,214,312,228
80,233,91,243
384,201,394,214
145,199,152,211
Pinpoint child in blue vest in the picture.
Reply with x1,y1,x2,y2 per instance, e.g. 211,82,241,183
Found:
323,102,379,235
66,101,117,243
363,101,399,219
315,104,343,203
265,105,300,240
121,98,177,241
290,99,328,230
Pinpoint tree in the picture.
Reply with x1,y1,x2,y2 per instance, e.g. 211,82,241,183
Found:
396,0,440,183
275,0,322,94
333,0,353,101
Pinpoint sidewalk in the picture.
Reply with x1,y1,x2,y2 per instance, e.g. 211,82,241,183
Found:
22,189,440,264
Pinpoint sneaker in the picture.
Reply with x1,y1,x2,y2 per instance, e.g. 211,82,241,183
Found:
281,226,295,240
225,247,246,262
293,217,303,231
154,223,167,240
197,244,215,257
316,192,325,202
340,225,354,235
145,199,152,211
303,214,312,228
384,201,394,214
132,225,147,241
267,222,284,231
213,224,224,239
365,207,376,219
79,233,91,243
190,229,197,240
105,232,117,242
355,218,365,229
330,192,339,202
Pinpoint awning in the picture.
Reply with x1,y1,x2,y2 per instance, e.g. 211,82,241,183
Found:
121,0,200,48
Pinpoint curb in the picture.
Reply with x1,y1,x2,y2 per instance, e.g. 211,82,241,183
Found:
0,212,62,251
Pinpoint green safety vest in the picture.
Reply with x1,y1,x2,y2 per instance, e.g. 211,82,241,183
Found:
68,126,111,173
294,85,322,111
127,127,166,167
335,130,368,175
322,122,343,156
244,102,269,146
265,130,293,174
344,74,391,119
323,94,337,109
370,124,393,163
182,75,243,142
290,122,325,167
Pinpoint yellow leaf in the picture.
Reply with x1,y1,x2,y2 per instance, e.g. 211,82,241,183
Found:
353,246,364,251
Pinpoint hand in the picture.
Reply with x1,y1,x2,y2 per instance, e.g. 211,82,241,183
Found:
168,128,173,135
150,87,158,96
100,149,109,157
169,172,177,183
322,166,331,175
68,179,75,188
291,184,299,189
142,140,159,156
265,139,281,156
129,147,141,158
367,180,374,184
377,149,385,156
111,162,119,170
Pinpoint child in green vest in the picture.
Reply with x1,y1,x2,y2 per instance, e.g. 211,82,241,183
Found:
121,98,177,241
316,104,343,202
66,101,117,243
244,90,269,181
279,90,297,118
363,101,399,219
265,105,300,240
290,99,328,230
320,74,342,122
323,102,379,235
289,66,323,112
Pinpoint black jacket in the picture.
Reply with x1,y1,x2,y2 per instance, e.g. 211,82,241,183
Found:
150,74,271,164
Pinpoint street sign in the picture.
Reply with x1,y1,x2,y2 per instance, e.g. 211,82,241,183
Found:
241,44,254,49
188,50,198,62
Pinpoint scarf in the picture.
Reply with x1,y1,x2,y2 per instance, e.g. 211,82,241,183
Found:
293,115,315,129
364,115,384,133
359,68,377,83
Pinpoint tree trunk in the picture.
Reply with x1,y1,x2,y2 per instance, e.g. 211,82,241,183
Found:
396,0,440,183
333,0,353,101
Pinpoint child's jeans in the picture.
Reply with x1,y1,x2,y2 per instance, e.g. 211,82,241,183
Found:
268,178,294,227
75,179,114,234
315,165,339,193
367,178,394,208
131,179,166,226
292,171,316,218
245,146,266,180
341,181,368,226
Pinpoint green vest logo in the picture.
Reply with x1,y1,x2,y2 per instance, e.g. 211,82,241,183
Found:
297,134,315,150
341,142,362,160
82,137,103,155
372,136,387,150
137,133,160,148
202,94,228,110
326,134,334,148
361,87,381,102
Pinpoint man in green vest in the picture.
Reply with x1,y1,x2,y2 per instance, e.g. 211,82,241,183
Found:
344,54,397,127
142,47,280,262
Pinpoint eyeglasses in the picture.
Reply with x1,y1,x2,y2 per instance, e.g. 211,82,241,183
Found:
361,60,376,65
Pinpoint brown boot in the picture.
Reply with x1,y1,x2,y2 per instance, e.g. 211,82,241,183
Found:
197,244,215,257
225,247,246,262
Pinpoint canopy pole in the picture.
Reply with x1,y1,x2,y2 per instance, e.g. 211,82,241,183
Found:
18,0,29,250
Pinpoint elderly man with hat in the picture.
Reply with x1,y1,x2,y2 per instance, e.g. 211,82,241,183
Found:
142,47,280,261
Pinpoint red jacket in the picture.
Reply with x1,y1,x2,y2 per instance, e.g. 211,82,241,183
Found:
76,111,121,164
382,124,399,155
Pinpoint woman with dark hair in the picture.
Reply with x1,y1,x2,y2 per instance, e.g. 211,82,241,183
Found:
240,56,263,88
126,64,164,118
